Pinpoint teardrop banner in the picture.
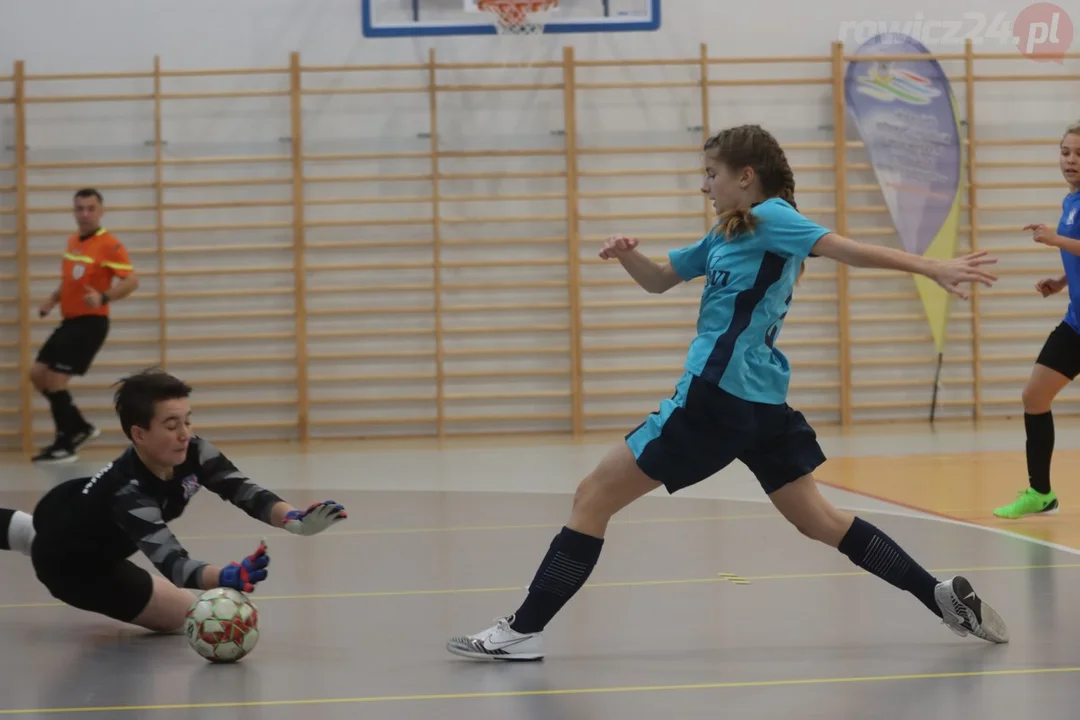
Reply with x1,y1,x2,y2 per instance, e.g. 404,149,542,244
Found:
844,33,964,421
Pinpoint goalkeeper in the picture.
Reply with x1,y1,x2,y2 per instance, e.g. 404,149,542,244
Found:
0,368,346,632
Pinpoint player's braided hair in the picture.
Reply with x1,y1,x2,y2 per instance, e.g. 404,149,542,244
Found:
1065,120,1080,141
704,124,804,277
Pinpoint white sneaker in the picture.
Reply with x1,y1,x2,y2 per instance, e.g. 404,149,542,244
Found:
934,576,1008,644
446,615,544,661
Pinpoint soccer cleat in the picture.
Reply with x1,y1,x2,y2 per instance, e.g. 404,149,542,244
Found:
934,576,1008,644
993,487,1058,519
446,616,544,661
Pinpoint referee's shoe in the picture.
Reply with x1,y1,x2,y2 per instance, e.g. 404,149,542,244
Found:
32,425,100,464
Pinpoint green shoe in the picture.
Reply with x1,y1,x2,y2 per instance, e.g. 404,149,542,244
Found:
992,487,1058,519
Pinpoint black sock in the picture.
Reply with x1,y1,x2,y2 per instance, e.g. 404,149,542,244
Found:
65,394,90,434
43,390,72,438
1025,411,1054,494
0,509,12,550
43,390,63,437
509,526,604,634
838,517,942,618
43,390,87,440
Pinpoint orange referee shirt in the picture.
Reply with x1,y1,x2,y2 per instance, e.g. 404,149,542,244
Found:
60,228,134,319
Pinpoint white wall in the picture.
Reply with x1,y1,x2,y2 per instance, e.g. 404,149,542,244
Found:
1,0,1071,69
0,0,1077,446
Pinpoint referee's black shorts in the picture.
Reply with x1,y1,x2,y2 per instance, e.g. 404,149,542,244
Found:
1036,321,1080,380
36,315,109,376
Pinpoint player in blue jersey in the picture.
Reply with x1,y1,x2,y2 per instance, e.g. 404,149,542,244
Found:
993,121,1080,519
445,124,1005,662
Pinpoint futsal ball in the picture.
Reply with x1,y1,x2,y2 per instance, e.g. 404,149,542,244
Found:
184,587,260,663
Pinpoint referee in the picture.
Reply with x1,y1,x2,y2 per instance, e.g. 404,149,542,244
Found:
30,188,138,463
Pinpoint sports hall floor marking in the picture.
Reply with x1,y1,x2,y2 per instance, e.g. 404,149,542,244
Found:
1,561,1076,610
815,478,1080,558
3,666,1079,715
171,512,786,541
170,489,1080,563
718,572,750,585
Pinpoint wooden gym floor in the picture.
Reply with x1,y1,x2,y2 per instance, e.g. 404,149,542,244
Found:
2,416,1080,718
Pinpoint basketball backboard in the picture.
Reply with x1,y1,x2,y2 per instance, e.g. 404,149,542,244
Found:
361,0,661,37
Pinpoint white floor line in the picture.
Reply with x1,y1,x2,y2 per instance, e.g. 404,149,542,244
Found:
889,509,1080,558
716,492,1080,558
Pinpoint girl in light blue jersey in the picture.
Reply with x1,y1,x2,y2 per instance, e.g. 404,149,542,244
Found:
993,121,1080,519
447,124,1006,661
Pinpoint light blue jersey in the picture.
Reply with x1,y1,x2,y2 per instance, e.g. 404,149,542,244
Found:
1058,190,1080,333
668,197,830,405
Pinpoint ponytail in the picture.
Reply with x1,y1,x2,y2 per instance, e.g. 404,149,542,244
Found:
717,208,758,239
705,124,806,280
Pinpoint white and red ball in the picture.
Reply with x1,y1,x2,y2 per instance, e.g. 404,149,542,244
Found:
184,587,260,663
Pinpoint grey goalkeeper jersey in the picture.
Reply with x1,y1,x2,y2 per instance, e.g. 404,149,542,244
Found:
30,436,284,589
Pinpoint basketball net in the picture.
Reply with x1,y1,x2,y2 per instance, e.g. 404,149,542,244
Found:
476,0,558,36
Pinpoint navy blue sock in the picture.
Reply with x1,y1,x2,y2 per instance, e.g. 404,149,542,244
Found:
838,517,942,617
509,526,604,634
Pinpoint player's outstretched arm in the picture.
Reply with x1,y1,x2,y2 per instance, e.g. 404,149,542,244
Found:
194,437,347,536
192,436,291,523
112,484,270,592
599,235,683,294
810,232,998,300
197,540,270,593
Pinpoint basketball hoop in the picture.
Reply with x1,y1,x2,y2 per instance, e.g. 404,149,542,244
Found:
477,0,558,35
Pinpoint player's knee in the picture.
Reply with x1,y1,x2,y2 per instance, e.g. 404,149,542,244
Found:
572,475,601,516
1022,384,1052,414
790,517,821,541
787,508,847,546
29,364,46,390
132,577,194,633
572,472,617,523
43,373,69,393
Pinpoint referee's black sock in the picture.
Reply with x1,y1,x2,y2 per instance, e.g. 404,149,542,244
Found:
43,390,88,441
509,526,604,634
838,517,942,618
65,394,90,433
42,390,70,438
1025,411,1054,494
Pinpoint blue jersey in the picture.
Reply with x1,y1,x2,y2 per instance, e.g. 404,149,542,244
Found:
1059,190,1080,332
667,198,829,405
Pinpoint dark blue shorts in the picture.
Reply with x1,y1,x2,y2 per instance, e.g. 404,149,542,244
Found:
625,372,826,495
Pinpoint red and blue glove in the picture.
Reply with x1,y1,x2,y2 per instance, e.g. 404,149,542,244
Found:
283,500,347,536
218,539,270,593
